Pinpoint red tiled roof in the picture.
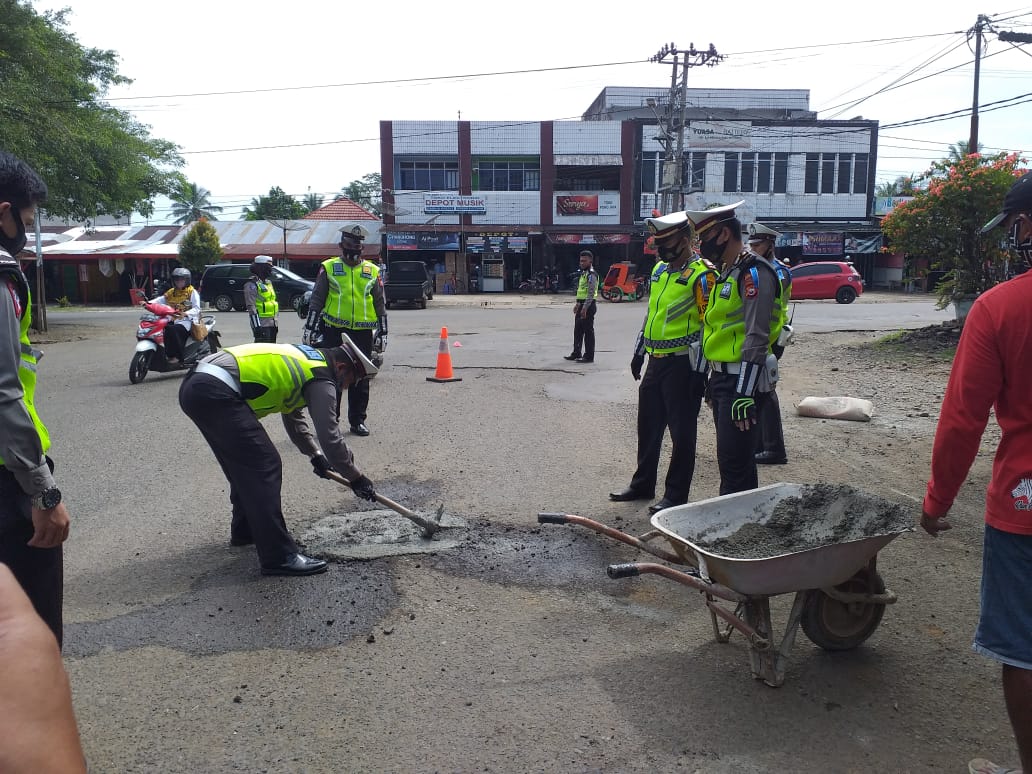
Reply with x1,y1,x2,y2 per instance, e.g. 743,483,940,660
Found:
304,197,378,221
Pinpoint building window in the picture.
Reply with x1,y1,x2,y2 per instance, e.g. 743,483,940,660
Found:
684,152,707,193
724,153,738,192
641,152,658,194
805,153,870,195
555,166,621,191
476,160,540,192
723,152,777,193
398,160,459,192
773,153,788,193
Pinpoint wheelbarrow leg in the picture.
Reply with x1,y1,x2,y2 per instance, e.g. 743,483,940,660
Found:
771,592,808,686
743,598,781,687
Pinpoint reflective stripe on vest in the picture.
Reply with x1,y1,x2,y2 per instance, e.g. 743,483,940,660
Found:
254,279,279,318
231,343,332,418
703,256,782,363
576,270,598,301
320,258,379,329
643,260,713,354
774,261,792,330
0,268,51,463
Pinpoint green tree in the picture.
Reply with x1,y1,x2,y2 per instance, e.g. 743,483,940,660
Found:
302,192,324,213
0,1,182,221
242,186,306,220
177,217,222,273
947,138,984,161
337,172,382,216
881,152,1025,310
170,178,223,224
875,174,920,197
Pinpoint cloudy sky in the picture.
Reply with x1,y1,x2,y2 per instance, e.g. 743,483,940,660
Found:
33,0,1032,223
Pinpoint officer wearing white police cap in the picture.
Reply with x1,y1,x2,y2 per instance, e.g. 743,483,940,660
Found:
691,202,785,495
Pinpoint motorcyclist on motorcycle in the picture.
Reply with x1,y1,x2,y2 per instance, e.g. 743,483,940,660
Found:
142,267,199,364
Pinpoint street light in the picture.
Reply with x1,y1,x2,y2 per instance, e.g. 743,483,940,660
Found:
268,219,310,270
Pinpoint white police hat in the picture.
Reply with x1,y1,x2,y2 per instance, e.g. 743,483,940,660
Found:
747,222,781,240
684,201,746,237
253,255,275,264
339,224,369,243
336,332,378,380
645,211,693,242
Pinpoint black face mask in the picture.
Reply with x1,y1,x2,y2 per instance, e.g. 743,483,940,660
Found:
657,238,688,263
0,206,27,257
699,232,724,261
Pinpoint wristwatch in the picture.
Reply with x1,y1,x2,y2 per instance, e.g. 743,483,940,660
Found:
31,486,62,510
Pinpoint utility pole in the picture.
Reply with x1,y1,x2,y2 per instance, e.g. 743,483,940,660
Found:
648,42,724,213
969,15,988,155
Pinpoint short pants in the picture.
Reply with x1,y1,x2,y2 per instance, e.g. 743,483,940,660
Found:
974,524,1032,670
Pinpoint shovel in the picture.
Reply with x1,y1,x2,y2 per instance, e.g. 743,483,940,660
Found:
324,469,443,539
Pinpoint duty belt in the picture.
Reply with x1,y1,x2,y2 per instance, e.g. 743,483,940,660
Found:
649,349,693,359
194,361,241,395
710,361,742,374
320,313,376,329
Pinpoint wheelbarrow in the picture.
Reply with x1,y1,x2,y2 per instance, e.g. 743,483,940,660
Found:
538,483,912,687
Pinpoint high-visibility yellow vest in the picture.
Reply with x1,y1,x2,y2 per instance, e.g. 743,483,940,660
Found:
703,256,782,363
773,259,792,331
230,343,333,418
320,258,379,329
0,267,50,463
254,278,278,318
576,269,598,301
643,259,716,354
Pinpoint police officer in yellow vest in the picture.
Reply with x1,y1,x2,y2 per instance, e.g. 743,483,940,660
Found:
180,338,379,576
691,202,784,495
302,225,386,436
747,222,793,466
0,153,69,644
244,254,278,343
563,250,599,363
609,212,718,513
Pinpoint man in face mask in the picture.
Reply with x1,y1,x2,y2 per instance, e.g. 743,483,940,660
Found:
244,255,278,343
920,172,1032,774
608,212,717,513
0,151,71,646
302,225,386,436
689,202,783,495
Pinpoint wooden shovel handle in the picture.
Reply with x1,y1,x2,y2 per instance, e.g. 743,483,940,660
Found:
324,469,438,534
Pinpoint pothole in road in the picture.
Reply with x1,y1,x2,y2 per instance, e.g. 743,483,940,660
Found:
301,509,468,560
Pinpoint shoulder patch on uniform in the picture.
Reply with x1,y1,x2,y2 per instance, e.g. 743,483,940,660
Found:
719,281,733,300
3,277,21,318
360,266,373,279
292,344,326,361
331,262,345,276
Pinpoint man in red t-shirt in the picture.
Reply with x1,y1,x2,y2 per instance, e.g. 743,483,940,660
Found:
922,172,1032,774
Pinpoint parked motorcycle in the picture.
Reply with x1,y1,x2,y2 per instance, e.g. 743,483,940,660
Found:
517,271,561,294
129,301,220,384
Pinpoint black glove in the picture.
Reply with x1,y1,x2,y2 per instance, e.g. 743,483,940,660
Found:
630,354,644,381
311,455,334,479
350,474,377,502
731,394,757,425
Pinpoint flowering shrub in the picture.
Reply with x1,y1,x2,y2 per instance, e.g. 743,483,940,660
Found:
881,152,1027,309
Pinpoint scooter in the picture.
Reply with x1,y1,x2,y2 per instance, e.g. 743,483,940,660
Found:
129,301,221,384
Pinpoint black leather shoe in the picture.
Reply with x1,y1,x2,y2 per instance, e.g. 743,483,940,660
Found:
261,553,328,576
563,353,581,361
609,487,655,502
576,356,594,363
230,535,253,547
648,497,684,514
755,451,788,465
350,423,370,436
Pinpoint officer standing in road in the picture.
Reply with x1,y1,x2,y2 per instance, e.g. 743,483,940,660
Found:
244,255,278,343
609,212,717,514
0,152,70,645
179,338,379,576
302,225,386,436
563,249,599,363
690,202,783,495
746,223,792,466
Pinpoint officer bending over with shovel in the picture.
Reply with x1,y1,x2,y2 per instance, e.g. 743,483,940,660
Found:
179,337,378,576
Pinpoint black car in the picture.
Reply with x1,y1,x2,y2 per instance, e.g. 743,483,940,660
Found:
199,263,314,313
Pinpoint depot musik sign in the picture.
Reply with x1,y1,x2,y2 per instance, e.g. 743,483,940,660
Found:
423,194,487,214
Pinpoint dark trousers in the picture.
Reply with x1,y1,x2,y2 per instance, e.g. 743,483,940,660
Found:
252,325,278,344
165,323,189,360
755,389,786,458
321,326,373,427
179,374,300,567
708,371,760,496
0,467,63,646
629,357,706,504
571,301,597,358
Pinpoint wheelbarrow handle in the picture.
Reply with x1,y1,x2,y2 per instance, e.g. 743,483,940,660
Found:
607,563,641,579
537,512,569,525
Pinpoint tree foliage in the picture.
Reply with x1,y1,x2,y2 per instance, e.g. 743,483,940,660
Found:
170,177,223,224
875,174,920,198
0,1,183,221
881,152,1026,308
337,172,382,216
178,217,222,273
302,192,324,213
242,186,306,220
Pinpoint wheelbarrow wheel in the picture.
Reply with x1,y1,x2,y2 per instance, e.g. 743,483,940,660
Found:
801,568,886,651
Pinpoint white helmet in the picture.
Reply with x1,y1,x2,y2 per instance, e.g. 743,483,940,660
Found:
172,267,191,280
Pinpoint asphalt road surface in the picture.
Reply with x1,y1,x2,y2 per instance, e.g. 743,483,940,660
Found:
29,292,1003,773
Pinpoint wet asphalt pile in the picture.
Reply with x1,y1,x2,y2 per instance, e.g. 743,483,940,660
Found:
697,484,914,560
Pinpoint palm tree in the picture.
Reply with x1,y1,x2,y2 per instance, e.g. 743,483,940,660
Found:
302,192,324,213
875,174,921,197
170,179,223,224
947,139,984,161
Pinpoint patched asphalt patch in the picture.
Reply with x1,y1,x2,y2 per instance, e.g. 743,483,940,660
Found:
301,508,468,560
64,554,396,658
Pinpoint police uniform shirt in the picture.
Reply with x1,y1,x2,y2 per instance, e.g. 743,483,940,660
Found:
309,260,386,329
725,250,781,366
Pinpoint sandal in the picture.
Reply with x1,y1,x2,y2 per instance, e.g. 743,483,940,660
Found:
969,758,1023,774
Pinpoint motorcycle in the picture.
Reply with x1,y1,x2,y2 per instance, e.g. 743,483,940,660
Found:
129,301,221,384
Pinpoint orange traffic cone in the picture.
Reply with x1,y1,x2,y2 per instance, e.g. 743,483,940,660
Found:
426,326,462,383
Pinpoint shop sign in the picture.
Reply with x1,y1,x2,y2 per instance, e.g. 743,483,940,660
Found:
803,232,843,256
687,121,751,149
548,233,631,245
423,194,486,214
467,234,528,253
555,194,618,216
386,231,461,251
873,196,914,216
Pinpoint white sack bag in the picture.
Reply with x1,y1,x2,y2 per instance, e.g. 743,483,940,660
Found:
796,396,875,422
